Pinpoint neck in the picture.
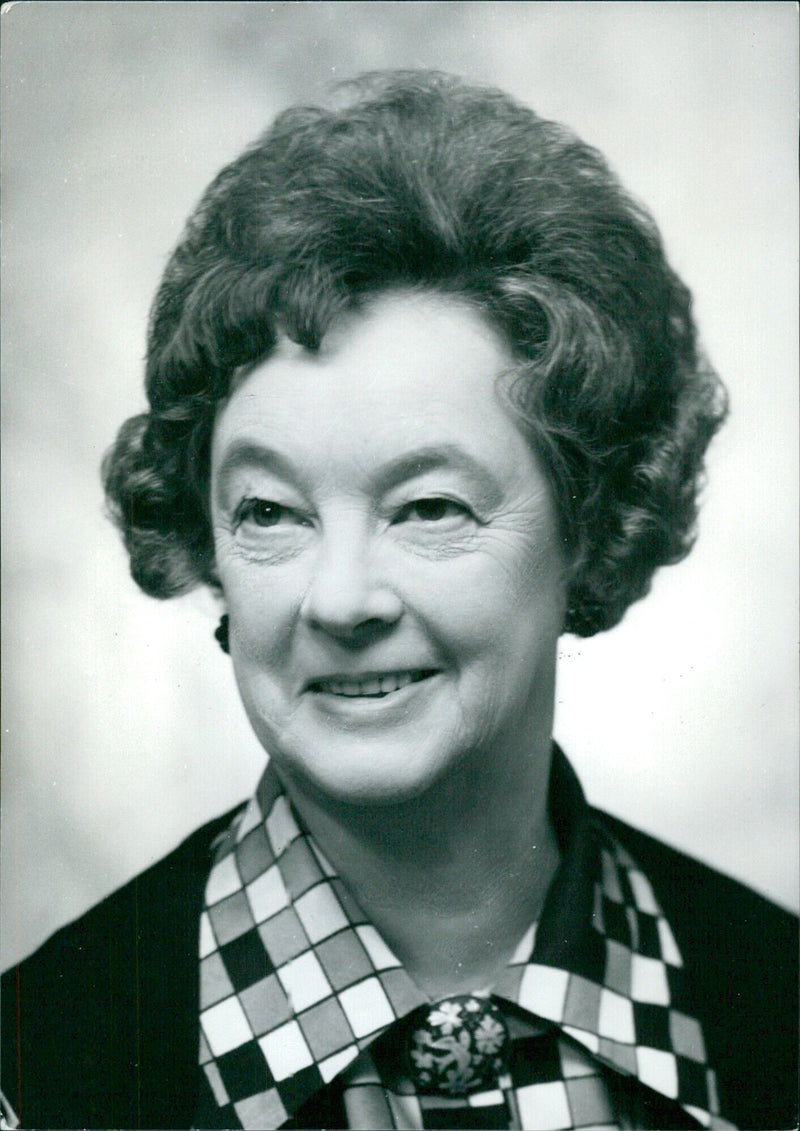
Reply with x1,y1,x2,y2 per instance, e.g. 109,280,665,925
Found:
277,732,559,999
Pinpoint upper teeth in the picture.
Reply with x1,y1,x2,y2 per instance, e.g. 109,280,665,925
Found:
314,671,426,697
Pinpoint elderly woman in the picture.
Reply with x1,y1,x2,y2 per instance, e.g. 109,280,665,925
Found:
2,72,796,1131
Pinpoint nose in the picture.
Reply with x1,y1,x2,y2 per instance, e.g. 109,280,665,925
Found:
301,520,403,640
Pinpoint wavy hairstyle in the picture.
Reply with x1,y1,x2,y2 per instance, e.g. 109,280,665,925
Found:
103,71,727,636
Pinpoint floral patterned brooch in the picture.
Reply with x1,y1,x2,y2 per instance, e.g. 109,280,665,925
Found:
406,994,510,1096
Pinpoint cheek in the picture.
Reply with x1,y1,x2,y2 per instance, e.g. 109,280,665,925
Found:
411,573,559,691
221,563,305,662
501,519,569,633
434,534,566,639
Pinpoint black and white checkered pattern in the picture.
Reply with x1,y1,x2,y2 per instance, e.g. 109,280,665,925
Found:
197,773,430,1127
195,763,734,1129
339,1026,621,1130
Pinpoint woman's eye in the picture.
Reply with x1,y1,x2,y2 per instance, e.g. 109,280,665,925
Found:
236,499,302,529
396,498,471,523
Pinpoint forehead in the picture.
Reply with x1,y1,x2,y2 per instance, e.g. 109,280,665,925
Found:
211,290,531,480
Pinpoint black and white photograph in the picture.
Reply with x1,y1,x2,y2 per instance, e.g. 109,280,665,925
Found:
1,3,797,1128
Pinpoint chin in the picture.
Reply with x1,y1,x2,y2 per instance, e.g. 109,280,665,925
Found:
272,742,455,811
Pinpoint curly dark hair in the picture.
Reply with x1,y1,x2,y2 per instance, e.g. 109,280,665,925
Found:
103,70,727,636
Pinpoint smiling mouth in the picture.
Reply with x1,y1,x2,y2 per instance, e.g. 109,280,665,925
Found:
307,670,437,698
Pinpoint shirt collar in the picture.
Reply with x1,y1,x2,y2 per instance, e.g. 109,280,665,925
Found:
197,748,731,1128
499,749,726,1126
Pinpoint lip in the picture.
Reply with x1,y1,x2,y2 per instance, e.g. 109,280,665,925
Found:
305,668,440,700
304,670,443,720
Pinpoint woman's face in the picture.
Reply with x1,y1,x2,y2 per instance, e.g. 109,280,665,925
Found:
211,290,567,807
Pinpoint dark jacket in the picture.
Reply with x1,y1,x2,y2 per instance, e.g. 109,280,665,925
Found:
2,809,797,1129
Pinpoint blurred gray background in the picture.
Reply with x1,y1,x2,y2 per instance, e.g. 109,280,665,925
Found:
1,1,797,969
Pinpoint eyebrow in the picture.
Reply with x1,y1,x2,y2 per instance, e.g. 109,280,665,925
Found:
214,441,308,503
370,445,502,504
214,439,503,507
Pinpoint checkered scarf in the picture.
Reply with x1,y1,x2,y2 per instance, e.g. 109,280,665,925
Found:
194,750,736,1129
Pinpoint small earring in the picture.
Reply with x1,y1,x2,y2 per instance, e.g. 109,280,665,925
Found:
214,614,230,654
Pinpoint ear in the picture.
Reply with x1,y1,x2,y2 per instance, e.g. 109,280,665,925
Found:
209,579,230,654
201,546,225,595
190,579,228,650
214,613,230,655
